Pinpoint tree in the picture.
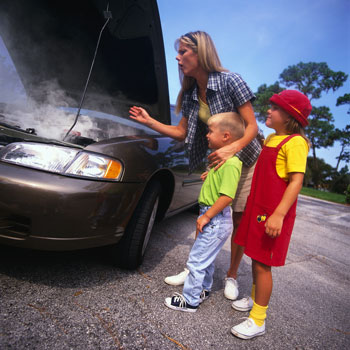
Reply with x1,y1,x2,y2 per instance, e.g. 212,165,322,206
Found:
304,156,334,189
336,93,350,114
333,125,350,171
279,62,348,101
254,62,348,188
252,82,284,123
279,62,347,187
331,165,350,195
345,184,350,204
279,62,347,159
307,106,335,162
334,93,350,170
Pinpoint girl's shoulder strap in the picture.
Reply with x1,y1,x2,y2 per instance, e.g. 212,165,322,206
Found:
276,134,301,151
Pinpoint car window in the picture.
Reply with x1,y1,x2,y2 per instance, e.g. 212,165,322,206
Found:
170,105,183,126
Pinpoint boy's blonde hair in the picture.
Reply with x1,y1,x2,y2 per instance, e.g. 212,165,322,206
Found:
208,112,245,141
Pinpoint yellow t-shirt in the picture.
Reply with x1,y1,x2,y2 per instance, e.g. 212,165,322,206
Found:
198,97,211,124
264,133,309,181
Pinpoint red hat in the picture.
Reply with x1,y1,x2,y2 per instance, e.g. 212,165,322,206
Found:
269,90,312,127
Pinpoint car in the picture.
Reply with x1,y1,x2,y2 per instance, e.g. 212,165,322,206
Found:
0,0,205,268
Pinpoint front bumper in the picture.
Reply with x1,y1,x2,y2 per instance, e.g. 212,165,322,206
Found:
0,162,144,250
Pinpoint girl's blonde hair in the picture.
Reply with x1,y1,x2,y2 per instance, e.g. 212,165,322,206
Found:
285,117,311,148
175,31,227,114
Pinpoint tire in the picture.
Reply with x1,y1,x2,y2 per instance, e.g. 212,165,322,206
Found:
114,181,161,269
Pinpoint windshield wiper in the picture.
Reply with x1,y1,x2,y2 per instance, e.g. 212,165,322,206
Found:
63,3,112,141
0,118,36,135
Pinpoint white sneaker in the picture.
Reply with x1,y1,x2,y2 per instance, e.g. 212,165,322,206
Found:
231,318,265,339
164,268,189,286
232,297,253,312
224,277,239,300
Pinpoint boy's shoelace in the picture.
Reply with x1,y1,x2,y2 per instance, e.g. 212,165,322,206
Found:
172,292,187,307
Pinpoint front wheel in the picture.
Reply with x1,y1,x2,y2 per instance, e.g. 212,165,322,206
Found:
114,181,161,269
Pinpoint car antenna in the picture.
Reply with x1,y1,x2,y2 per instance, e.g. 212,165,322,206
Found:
63,3,112,141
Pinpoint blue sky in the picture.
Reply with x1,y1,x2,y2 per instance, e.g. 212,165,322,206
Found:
157,0,350,169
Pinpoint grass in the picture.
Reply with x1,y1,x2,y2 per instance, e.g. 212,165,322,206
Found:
300,187,348,205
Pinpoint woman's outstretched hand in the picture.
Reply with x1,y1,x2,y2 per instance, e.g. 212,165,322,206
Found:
129,106,152,125
207,142,239,170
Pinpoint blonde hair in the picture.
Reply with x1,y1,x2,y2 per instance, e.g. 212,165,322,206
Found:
208,112,245,141
285,117,310,148
175,31,227,114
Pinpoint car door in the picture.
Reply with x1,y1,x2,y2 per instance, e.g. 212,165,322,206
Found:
167,106,207,211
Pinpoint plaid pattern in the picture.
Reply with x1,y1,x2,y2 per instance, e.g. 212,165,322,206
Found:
182,72,262,172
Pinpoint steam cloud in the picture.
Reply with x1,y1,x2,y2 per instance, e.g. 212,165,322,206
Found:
0,10,153,146
0,76,150,144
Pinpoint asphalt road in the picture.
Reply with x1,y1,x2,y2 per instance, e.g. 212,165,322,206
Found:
0,195,349,350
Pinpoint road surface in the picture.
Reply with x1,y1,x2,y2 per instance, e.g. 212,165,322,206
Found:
0,195,349,349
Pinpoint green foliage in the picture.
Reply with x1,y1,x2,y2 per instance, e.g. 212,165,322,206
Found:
252,82,284,123
334,93,350,170
331,166,350,195
307,106,335,153
336,93,350,114
332,125,350,170
305,156,334,188
306,106,335,182
305,157,350,195
300,187,346,205
345,184,350,204
254,61,348,188
279,62,348,101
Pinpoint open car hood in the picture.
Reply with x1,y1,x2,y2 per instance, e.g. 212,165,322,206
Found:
0,0,170,145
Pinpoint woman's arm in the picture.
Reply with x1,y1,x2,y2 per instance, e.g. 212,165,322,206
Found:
236,101,259,150
207,101,258,168
129,106,188,141
264,172,304,238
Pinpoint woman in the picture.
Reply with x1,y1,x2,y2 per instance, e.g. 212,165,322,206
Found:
129,31,262,300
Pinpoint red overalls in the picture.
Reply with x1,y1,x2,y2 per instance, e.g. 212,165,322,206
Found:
234,134,299,266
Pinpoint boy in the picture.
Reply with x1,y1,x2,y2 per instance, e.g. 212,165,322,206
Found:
164,112,245,312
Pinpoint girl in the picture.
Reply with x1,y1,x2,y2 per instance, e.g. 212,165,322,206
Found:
230,90,312,339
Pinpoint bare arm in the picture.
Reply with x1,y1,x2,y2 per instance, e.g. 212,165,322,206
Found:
208,101,258,169
129,106,187,141
236,101,259,150
196,195,232,232
265,172,304,238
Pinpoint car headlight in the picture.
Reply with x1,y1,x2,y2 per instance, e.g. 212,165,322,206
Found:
0,142,123,181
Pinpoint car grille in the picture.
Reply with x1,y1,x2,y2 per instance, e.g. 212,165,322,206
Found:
0,214,31,238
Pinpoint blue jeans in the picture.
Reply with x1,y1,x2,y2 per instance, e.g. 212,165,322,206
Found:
183,205,233,306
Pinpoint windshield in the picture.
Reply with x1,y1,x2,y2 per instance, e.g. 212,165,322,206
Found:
0,0,168,145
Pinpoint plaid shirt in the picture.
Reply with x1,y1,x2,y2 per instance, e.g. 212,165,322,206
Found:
182,71,262,172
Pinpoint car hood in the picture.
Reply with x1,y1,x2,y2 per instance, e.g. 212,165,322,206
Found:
0,0,170,146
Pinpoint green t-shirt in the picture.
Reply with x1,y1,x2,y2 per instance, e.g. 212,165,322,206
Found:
198,156,242,206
